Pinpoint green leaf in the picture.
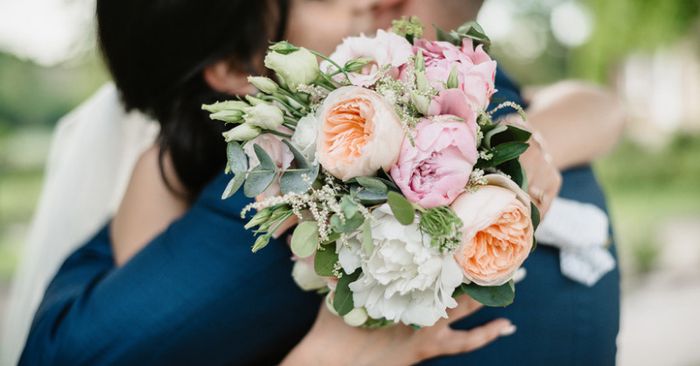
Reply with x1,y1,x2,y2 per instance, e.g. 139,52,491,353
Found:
435,26,459,44
454,21,492,51
355,188,388,205
461,280,515,307
291,221,319,258
251,234,271,253
340,195,359,219
221,174,245,199
490,142,529,166
243,166,276,198
280,140,319,195
314,243,338,277
334,270,361,316
489,125,532,147
483,124,508,149
387,191,415,225
530,202,541,231
499,159,525,189
355,176,388,193
330,213,364,233
227,142,248,173
253,144,276,170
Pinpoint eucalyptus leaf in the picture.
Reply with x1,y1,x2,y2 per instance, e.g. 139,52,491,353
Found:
356,188,388,205
221,174,245,199
314,243,338,277
387,191,415,225
291,221,320,258
330,213,365,233
227,142,248,173
355,177,388,193
340,196,359,219
333,270,361,316
461,280,514,307
253,144,276,170
490,142,529,166
282,140,311,169
280,140,319,194
243,166,276,198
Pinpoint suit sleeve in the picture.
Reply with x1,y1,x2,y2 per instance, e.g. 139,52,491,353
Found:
20,194,320,366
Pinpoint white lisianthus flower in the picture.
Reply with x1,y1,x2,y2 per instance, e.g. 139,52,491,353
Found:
339,205,463,327
264,47,320,92
291,113,320,161
243,103,284,130
222,124,261,142
247,76,278,94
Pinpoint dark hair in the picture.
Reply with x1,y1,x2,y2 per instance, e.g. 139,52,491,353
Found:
97,0,289,200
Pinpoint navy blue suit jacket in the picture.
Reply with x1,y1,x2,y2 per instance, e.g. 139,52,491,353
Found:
20,69,619,365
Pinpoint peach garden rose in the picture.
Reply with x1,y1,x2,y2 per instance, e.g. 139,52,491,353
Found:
316,86,404,181
451,175,534,286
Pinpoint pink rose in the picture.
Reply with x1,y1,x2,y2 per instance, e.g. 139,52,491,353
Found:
325,30,413,87
390,117,478,208
451,175,534,286
415,38,497,111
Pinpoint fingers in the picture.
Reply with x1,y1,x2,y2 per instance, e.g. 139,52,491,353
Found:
443,318,515,355
446,295,483,324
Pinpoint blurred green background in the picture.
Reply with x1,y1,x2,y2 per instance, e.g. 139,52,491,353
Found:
0,0,698,364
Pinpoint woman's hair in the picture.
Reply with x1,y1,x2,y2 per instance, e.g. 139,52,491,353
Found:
97,0,289,200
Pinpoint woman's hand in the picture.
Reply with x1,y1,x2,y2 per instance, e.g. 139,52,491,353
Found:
505,116,562,216
282,296,515,366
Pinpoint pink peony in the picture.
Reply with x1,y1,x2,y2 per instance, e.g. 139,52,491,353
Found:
390,117,478,209
324,30,413,87
415,38,497,111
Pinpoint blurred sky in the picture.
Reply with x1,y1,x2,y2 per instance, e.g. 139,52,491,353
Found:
0,0,94,66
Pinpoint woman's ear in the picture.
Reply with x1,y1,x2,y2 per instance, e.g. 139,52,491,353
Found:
203,60,256,96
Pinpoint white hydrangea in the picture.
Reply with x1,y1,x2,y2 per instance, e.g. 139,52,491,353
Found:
338,205,463,327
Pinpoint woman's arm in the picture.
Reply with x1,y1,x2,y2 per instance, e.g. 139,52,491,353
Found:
283,299,514,366
525,81,626,170
110,145,188,266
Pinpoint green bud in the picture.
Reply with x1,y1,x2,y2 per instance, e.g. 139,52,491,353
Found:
222,123,261,142
268,41,300,55
247,76,279,94
415,69,430,92
245,208,273,230
344,57,373,73
243,103,284,130
446,65,460,89
209,109,244,123
410,92,431,116
245,95,265,106
343,307,369,327
251,234,271,252
202,100,249,113
414,49,425,72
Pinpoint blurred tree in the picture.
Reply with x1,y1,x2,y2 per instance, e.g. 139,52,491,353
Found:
574,0,700,81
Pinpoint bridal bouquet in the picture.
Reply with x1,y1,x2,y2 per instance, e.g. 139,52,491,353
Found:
204,18,539,328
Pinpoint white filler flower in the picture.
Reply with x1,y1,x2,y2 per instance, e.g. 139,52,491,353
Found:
339,205,463,327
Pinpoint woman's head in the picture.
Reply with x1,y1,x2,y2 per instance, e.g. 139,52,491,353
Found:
97,0,376,199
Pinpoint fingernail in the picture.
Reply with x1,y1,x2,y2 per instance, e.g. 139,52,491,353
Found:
500,324,517,336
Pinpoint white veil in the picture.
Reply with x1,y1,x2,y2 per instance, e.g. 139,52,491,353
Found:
0,83,158,366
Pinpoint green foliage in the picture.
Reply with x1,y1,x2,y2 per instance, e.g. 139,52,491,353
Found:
243,144,277,197
489,141,530,166
459,281,515,307
280,140,319,195
387,191,415,225
334,270,361,316
291,221,319,258
419,206,463,252
314,243,338,277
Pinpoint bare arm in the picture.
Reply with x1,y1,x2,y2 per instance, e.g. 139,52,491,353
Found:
525,81,626,170
110,145,188,266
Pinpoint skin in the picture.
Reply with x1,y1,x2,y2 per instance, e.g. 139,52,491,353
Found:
110,0,625,363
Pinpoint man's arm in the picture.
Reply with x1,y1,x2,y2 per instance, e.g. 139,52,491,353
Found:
20,182,320,365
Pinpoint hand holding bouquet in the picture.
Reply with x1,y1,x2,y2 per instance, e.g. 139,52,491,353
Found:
204,18,539,328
